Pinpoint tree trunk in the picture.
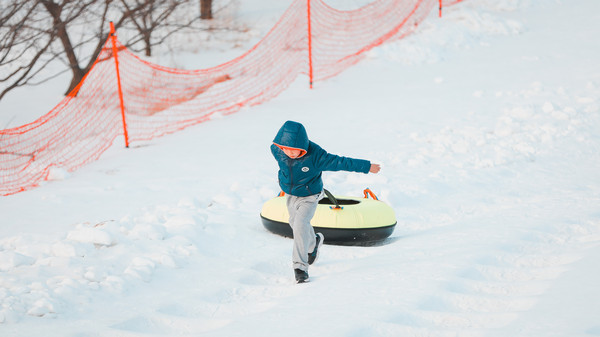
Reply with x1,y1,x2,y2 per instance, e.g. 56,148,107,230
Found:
42,1,85,95
144,34,152,56
200,0,212,20
66,69,86,95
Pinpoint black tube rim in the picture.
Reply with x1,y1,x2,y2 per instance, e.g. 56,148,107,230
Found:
260,214,396,245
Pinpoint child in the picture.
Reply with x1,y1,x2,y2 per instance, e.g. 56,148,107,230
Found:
271,120,380,283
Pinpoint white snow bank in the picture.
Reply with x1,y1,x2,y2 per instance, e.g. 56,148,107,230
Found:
1,0,599,336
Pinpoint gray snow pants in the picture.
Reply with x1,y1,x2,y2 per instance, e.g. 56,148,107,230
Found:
286,191,323,271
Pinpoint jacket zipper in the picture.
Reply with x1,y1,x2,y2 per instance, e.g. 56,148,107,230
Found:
287,158,294,192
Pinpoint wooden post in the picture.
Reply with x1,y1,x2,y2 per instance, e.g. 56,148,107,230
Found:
200,0,213,20
109,22,129,148
307,0,314,89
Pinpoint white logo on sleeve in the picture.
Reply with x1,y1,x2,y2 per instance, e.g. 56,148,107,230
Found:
301,167,309,172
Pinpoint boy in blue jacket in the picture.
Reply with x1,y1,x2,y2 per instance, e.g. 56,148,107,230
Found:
271,120,380,283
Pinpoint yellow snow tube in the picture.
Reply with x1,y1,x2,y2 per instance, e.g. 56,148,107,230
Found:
260,188,396,244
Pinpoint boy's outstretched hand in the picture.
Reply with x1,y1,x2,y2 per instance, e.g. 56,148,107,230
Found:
369,163,381,174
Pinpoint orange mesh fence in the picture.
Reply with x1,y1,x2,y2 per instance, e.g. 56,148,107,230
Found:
309,0,436,82
0,0,464,196
442,0,465,6
0,46,124,195
117,0,310,143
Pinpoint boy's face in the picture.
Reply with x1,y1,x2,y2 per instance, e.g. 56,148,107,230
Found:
282,147,302,159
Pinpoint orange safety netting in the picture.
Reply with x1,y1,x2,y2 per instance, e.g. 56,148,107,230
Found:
0,0,463,196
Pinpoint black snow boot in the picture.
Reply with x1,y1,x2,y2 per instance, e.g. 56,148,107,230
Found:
294,269,309,283
308,233,324,265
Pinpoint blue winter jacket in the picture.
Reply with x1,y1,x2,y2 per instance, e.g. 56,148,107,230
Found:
271,121,371,197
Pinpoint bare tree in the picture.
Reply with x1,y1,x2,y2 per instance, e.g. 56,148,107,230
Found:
120,0,196,57
0,1,58,100
1,0,137,97
40,0,165,94
0,0,201,99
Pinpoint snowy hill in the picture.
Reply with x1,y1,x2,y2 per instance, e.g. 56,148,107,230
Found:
1,0,599,336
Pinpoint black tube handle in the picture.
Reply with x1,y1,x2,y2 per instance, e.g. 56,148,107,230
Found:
323,189,341,209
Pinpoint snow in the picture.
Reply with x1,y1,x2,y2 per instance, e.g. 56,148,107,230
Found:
1,0,600,336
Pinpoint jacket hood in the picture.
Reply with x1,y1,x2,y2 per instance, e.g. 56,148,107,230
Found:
273,121,309,156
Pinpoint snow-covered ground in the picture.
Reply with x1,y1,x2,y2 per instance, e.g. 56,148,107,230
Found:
1,0,600,336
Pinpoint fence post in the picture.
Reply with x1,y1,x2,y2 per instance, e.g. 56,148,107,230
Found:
307,0,314,89
109,22,130,148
